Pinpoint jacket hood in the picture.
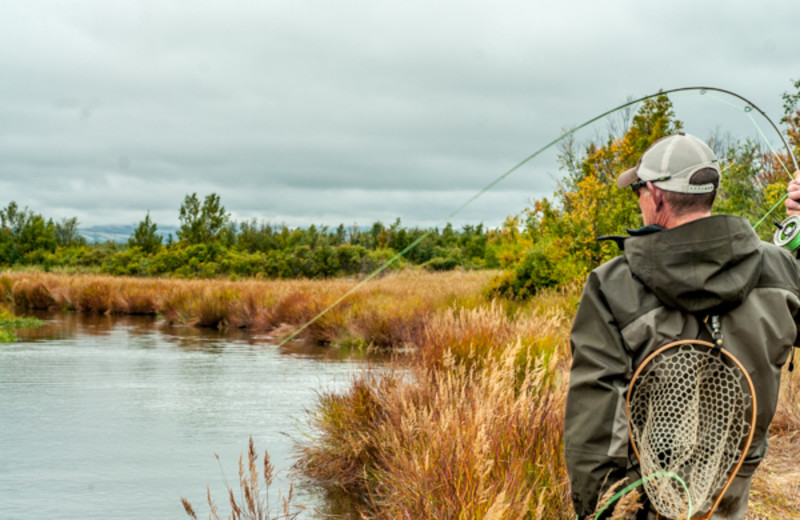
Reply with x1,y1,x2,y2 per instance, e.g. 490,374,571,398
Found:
624,215,763,314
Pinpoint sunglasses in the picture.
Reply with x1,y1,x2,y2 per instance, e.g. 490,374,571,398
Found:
630,175,672,192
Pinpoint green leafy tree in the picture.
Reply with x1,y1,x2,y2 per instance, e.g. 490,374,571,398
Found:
333,224,347,245
0,202,58,264
17,214,57,263
177,193,230,245
55,217,85,247
129,211,163,254
237,219,277,252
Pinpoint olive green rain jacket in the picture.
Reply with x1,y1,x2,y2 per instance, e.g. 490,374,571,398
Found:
564,215,800,518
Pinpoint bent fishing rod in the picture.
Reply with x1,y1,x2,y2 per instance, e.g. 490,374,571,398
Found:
279,86,800,346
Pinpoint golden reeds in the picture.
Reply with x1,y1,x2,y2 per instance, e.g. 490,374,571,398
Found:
7,268,800,518
0,270,492,345
296,281,800,519
747,367,800,518
367,348,571,519
182,437,299,520
296,293,577,519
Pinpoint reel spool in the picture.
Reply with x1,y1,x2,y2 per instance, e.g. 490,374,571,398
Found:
773,215,800,251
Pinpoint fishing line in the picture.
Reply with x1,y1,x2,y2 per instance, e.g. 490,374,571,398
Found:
279,86,798,346
746,110,794,179
694,89,797,230
754,193,791,230
693,89,796,182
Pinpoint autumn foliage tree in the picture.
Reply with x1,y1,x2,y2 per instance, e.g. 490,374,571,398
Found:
489,81,800,299
713,79,799,239
488,95,683,298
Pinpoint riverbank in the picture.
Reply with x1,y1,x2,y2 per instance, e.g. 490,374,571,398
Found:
0,305,43,342
3,270,798,518
288,278,800,518
296,292,576,518
0,270,492,348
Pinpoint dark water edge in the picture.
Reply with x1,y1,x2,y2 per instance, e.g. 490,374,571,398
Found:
0,312,375,520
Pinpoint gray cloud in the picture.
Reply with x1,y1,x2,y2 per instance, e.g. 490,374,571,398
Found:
1,0,798,230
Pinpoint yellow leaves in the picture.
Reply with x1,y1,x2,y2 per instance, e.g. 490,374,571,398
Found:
488,95,680,298
486,215,534,269
764,182,787,212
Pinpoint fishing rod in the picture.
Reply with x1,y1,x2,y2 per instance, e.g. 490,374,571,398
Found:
279,86,800,346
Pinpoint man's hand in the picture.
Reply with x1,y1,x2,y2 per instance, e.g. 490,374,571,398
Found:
786,171,800,216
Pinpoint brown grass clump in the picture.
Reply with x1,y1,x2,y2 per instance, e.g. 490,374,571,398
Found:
0,269,491,344
182,437,300,520
194,288,239,329
348,295,430,347
370,349,570,519
747,368,800,519
413,297,571,371
75,279,112,313
339,270,490,348
297,346,572,519
296,287,578,519
270,291,318,328
113,283,160,315
228,290,266,329
747,431,800,519
296,371,396,492
11,278,58,310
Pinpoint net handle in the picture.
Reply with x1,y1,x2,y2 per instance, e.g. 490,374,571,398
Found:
625,339,758,519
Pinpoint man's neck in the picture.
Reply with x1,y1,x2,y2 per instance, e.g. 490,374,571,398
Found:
662,210,712,229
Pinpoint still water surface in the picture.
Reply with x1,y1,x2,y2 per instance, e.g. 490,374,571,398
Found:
0,313,367,519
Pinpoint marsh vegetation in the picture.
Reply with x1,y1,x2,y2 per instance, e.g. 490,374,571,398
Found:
3,270,798,519
6,85,800,518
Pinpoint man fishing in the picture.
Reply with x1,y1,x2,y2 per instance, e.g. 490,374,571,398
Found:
564,133,800,519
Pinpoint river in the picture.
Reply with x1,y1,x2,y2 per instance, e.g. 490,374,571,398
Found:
0,313,369,519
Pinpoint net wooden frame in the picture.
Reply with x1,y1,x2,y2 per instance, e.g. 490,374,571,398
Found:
625,339,757,519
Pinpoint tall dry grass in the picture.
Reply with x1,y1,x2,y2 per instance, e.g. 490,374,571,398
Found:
369,350,569,519
182,437,300,520
296,288,579,519
7,269,800,518
0,270,491,347
746,367,800,519
297,281,800,520
413,295,574,372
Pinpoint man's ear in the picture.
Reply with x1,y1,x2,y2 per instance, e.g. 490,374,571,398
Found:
647,182,665,211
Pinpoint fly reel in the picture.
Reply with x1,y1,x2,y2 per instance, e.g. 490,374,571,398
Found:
773,215,800,251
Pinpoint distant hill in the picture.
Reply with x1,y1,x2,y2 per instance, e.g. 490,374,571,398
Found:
80,225,178,244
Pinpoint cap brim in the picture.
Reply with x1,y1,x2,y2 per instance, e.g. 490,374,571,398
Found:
617,166,638,188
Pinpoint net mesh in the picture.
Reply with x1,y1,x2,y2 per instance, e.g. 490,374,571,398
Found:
627,342,752,519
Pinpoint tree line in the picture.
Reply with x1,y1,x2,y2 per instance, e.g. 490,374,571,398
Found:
3,80,798,288
0,192,498,278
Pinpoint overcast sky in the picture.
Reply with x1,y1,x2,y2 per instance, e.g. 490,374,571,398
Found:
2,0,798,231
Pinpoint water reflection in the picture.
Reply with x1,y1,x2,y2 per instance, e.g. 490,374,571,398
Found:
2,312,376,519
18,311,389,361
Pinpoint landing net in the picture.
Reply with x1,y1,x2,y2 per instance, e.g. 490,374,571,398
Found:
626,340,756,519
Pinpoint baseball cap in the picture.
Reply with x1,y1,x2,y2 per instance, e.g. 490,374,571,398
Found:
616,133,720,194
